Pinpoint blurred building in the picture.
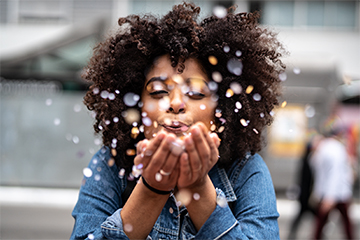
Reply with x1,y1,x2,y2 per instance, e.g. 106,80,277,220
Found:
1,0,359,192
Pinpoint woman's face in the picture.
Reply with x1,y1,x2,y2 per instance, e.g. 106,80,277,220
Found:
141,55,216,139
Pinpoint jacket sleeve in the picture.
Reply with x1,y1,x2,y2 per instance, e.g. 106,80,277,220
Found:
181,154,280,239
70,148,124,240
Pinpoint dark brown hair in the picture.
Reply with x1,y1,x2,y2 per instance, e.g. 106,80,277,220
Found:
83,2,286,172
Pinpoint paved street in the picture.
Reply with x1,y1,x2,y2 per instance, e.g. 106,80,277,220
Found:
0,187,359,240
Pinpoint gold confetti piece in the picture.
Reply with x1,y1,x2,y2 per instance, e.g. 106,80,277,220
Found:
218,126,225,133
111,148,117,157
172,75,184,84
281,101,287,108
226,88,234,98
210,124,216,131
245,85,253,94
126,149,136,156
240,119,248,127
208,56,218,65
131,127,140,139
108,158,115,167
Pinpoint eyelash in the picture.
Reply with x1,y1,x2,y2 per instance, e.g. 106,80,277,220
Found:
149,90,205,99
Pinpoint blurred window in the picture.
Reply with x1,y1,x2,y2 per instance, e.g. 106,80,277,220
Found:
18,0,71,24
308,1,356,28
261,1,294,27
130,0,231,18
1,0,113,24
250,0,358,29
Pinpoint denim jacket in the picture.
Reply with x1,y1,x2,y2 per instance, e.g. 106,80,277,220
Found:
71,147,279,239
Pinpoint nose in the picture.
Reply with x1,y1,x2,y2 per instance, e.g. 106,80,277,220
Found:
167,89,185,114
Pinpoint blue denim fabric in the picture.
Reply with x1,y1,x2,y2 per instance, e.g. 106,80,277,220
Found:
71,147,279,239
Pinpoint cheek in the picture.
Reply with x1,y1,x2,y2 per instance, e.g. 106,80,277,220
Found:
192,105,215,127
142,100,158,113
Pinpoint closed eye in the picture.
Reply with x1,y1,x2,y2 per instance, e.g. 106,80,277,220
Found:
149,90,169,98
186,91,205,99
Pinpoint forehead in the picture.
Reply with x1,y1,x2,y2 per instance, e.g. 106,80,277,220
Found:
146,55,207,81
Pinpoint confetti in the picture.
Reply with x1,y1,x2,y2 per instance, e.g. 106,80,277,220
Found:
212,71,223,83
245,85,253,94
208,56,218,65
122,109,140,125
45,98,52,106
223,46,230,53
126,149,136,156
119,168,126,178
213,5,227,18
253,93,261,101
54,118,61,126
74,104,82,112
108,158,115,167
175,189,192,206
93,88,99,94
124,92,140,107
240,119,249,127
124,223,133,232
218,126,225,133
193,193,200,201
235,101,242,109
227,58,243,76
279,72,287,81
155,172,162,182
83,168,93,177
100,90,109,99
293,67,301,74
226,88,234,98
305,104,315,118
72,136,80,144
131,127,140,139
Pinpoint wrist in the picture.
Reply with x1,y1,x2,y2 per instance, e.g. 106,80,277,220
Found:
141,177,173,196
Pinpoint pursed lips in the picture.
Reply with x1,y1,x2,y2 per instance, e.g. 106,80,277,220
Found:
161,121,190,134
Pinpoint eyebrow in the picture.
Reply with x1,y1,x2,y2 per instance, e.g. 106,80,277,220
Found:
145,77,165,88
145,76,208,87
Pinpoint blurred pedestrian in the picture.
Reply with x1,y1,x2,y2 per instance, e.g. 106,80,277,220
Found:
287,132,321,239
310,120,355,239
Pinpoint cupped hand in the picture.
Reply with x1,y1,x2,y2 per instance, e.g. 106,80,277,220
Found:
177,122,220,190
134,131,182,193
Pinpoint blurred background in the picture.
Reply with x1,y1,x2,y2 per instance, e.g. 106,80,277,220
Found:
0,0,359,239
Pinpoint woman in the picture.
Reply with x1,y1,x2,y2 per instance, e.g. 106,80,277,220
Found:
71,2,285,239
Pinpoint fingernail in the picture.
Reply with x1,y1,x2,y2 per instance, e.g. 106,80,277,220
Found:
158,132,165,140
192,126,200,136
185,136,193,145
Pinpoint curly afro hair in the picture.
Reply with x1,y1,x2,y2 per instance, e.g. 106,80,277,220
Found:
83,2,286,172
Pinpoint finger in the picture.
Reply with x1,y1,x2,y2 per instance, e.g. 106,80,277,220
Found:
210,132,221,148
190,125,210,172
146,133,176,178
177,152,191,188
207,132,220,167
136,139,149,155
183,131,202,180
134,132,166,169
159,138,184,176
197,123,219,169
